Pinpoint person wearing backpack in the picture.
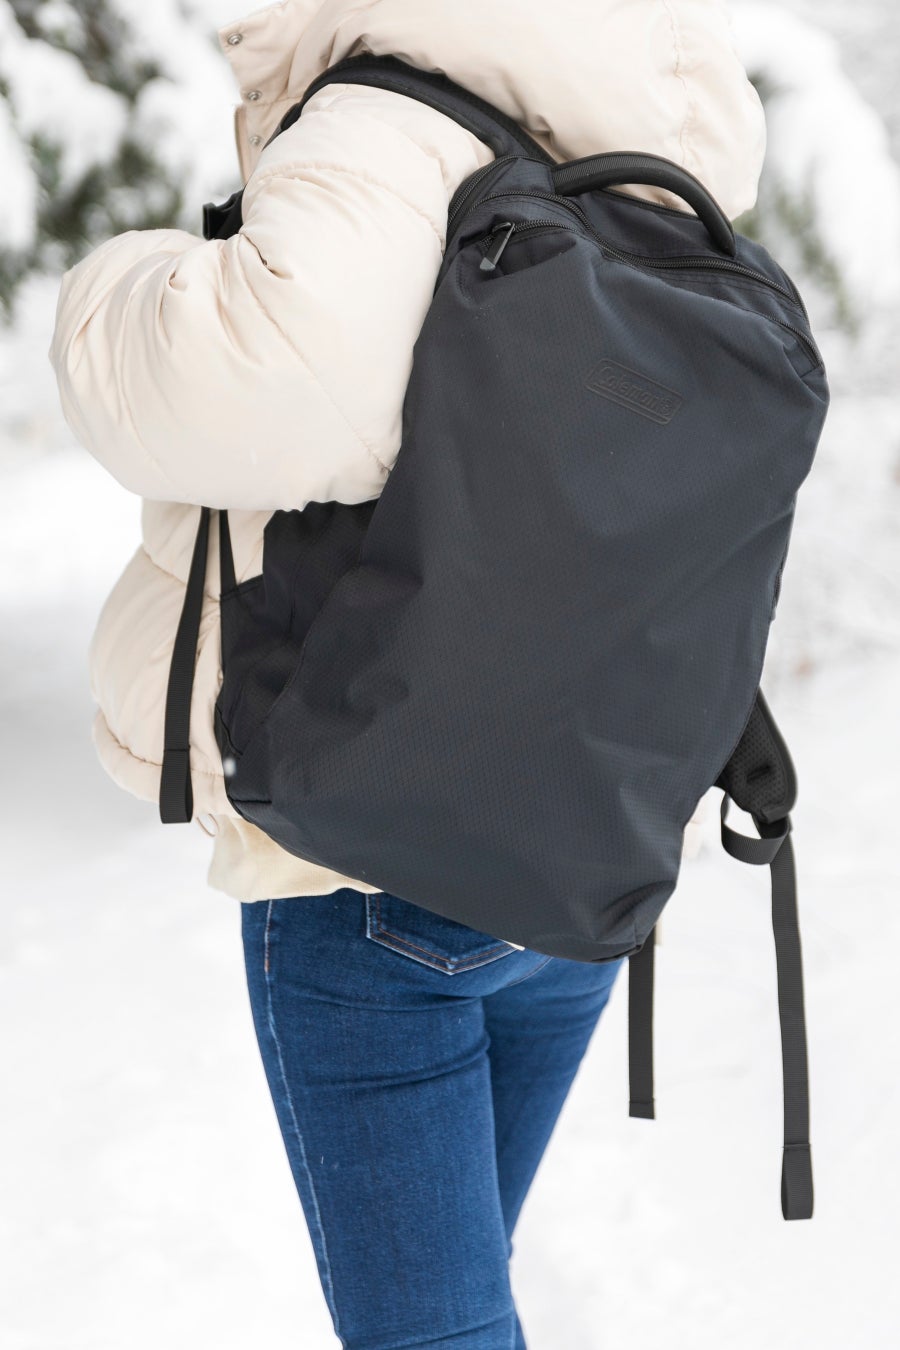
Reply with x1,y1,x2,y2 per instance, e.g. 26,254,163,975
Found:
49,2,774,1344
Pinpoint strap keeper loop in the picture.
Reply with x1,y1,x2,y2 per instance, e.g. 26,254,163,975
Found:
720,794,791,866
781,1142,814,1220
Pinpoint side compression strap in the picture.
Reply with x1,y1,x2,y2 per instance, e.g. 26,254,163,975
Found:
720,797,814,1220
159,508,232,823
628,926,656,1119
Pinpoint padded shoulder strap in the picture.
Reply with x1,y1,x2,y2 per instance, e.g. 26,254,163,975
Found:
202,53,554,241
716,689,797,824
284,52,555,164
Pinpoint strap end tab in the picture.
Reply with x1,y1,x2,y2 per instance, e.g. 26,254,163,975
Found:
781,1142,814,1220
629,1100,655,1120
159,747,193,824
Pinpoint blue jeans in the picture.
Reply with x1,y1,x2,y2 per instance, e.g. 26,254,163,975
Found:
240,889,624,1350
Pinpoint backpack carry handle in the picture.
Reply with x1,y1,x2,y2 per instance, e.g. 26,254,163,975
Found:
552,151,737,257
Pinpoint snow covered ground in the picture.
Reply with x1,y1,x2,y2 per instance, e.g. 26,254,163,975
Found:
2,461,899,1350
3,2,900,1346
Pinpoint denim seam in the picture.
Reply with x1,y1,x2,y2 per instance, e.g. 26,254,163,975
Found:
499,954,554,989
263,900,341,1336
370,895,514,972
370,932,515,973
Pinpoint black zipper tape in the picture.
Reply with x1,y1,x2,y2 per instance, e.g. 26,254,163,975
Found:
474,211,823,371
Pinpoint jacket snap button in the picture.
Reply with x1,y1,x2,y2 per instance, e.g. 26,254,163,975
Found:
226,32,243,45
249,134,262,145
246,89,262,101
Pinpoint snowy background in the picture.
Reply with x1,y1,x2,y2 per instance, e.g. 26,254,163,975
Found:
1,1,899,1346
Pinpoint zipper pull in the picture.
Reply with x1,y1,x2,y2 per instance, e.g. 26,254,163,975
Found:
480,221,515,272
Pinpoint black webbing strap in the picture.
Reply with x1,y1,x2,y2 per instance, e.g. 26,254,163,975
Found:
628,926,656,1119
159,506,211,822
219,508,236,594
720,796,814,1220
159,508,233,824
716,689,813,1219
627,691,813,1220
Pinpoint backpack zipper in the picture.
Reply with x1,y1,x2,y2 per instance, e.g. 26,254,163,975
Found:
473,188,811,321
480,219,575,270
477,215,823,372
766,318,824,372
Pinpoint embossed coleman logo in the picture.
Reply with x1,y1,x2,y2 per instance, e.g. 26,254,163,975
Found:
584,359,683,425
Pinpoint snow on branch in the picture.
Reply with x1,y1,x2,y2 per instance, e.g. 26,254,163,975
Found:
731,1,900,331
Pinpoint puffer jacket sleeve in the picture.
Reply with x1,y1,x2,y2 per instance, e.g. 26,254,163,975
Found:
48,88,492,511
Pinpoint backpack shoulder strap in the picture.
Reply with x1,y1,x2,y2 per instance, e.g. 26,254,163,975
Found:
716,688,797,825
281,52,555,165
716,690,813,1220
175,55,556,820
627,690,814,1221
204,54,554,239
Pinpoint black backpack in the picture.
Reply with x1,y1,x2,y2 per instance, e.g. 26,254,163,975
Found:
160,55,829,1221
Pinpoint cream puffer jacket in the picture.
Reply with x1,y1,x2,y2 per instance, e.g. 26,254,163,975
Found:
49,0,766,903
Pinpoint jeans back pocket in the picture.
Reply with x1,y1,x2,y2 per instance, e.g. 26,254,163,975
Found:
365,893,521,974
